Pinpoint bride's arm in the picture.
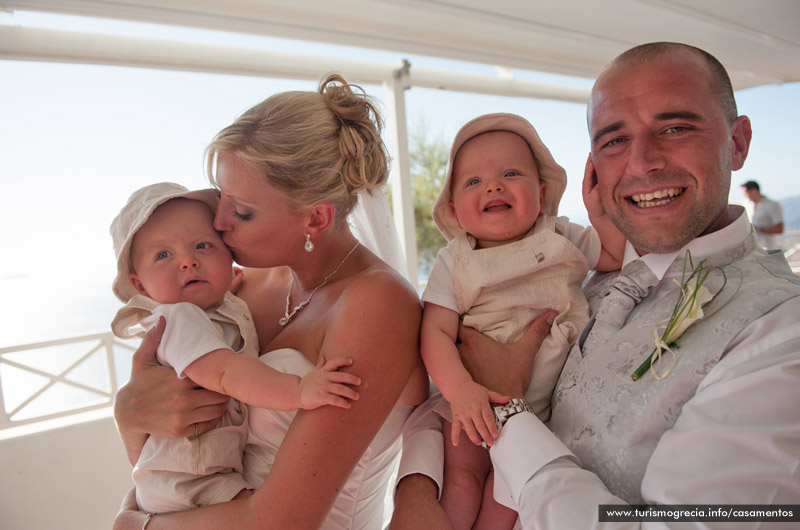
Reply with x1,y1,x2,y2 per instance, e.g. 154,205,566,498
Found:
398,357,430,406
251,271,421,526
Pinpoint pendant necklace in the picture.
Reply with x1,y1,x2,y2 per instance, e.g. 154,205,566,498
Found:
279,241,360,326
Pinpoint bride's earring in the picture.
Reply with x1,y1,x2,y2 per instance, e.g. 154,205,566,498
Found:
304,234,314,253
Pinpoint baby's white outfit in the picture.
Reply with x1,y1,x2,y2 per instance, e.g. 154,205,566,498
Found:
111,292,259,514
422,214,599,420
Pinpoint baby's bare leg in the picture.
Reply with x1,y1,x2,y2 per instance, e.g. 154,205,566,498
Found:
472,470,518,530
439,420,493,530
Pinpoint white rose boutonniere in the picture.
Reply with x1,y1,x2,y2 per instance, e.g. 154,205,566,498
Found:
631,251,726,381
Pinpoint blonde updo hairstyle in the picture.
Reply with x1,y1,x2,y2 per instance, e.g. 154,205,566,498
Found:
206,74,390,222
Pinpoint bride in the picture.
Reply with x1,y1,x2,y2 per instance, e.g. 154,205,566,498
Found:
113,75,428,529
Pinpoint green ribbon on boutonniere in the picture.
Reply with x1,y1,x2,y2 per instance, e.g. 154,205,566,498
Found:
631,250,726,381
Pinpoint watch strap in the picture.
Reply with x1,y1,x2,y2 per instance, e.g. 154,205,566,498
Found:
493,398,533,430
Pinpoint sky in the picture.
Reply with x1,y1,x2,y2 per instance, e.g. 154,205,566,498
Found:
1,11,799,348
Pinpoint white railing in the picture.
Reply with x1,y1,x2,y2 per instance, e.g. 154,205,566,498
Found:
0,332,137,431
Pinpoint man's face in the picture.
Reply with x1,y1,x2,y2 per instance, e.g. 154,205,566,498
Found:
587,52,751,254
742,186,759,203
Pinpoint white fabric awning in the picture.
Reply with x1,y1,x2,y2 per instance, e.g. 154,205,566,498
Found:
3,0,800,91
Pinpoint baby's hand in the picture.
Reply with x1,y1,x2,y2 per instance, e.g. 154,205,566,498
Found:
448,381,508,447
298,356,361,410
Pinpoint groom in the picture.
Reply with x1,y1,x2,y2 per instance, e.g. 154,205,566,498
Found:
391,42,800,529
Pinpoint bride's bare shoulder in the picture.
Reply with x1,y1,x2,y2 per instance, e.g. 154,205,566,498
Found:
326,260,420,379
350,259,420,308
334,266,420,353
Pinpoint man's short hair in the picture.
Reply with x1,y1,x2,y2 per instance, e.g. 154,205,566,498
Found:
742,180,760,192
611,42,738,126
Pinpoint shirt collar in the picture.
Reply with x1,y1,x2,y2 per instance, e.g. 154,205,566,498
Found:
621,205,749,281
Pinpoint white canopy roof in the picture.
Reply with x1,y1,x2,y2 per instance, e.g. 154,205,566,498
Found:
3,0,800,91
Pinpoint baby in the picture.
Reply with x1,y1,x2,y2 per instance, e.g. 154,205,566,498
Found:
110,183,360,514
420,113,623,529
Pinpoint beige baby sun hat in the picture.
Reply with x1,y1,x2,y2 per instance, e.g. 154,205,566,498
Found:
432,112,568,241
110,182,220,303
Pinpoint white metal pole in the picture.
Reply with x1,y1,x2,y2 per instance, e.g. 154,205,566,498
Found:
383,61,418,284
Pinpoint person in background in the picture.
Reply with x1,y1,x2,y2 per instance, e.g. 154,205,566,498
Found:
741,180,784,250
390,41,800,530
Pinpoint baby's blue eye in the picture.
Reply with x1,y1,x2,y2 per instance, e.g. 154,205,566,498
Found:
504,171,518,177
197,242,210,250
466,177,481,187
156,251,170,261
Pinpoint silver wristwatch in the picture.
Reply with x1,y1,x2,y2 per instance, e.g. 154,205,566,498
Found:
492,398,533,432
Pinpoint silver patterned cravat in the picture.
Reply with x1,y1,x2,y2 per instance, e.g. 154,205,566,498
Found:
581,259,659,354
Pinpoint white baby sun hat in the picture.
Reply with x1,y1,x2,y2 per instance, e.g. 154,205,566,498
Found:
432,113,568,241
110,182,220,302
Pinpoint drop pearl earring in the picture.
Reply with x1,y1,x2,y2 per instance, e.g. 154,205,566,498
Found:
304,234,314,253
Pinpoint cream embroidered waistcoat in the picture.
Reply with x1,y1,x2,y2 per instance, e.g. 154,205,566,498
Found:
549,234,800,503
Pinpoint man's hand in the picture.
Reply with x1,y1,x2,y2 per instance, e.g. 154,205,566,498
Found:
390,475,454,530
583,154,625,270
457,311,555,398
582,154,605,225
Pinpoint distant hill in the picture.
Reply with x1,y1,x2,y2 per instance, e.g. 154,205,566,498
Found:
780,195,800,231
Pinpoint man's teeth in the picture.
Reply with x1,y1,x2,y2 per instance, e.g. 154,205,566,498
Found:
631,188,683,208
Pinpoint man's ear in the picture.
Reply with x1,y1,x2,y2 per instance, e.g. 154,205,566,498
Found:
306,202,336,237
129,274,148,296
731,115,752,171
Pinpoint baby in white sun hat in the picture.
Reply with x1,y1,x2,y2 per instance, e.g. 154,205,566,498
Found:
110,182,360,514
420,114,624,529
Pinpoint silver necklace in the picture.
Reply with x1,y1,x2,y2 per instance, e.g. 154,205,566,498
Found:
279,241,360,326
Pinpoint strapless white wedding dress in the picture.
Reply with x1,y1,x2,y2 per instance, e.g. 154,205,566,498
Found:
243,348,412,529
